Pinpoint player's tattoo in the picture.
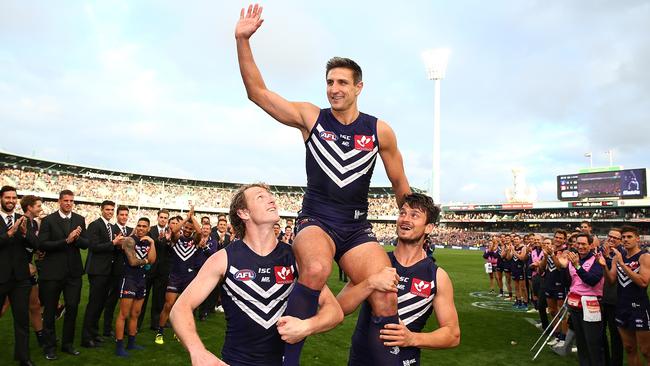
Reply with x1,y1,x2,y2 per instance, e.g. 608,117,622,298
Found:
121,237,146,266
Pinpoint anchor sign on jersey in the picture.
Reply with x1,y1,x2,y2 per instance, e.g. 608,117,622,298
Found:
410,278,432,298
274,266,294,284
354,135,374,151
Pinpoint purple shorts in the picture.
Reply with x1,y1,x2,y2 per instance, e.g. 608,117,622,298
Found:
119,276,146,299
295,216,378,262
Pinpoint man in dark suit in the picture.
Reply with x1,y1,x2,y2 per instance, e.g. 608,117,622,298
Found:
38,189,89,360
213,218,231,250
0,185,37,366
103,205,133,337
138,208,170,331
81,200,123,348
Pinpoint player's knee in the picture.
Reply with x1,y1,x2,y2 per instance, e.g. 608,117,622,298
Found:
368,291,397,316
299,261,330,288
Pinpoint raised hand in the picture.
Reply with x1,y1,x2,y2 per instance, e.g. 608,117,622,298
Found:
235,4,264,40
112,232,124,245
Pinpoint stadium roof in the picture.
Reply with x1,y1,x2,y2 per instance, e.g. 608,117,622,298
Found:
0,150,421,196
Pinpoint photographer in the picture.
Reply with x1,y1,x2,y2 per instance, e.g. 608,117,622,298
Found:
557,233,605,366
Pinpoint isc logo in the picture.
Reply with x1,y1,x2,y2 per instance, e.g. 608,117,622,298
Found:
234,269,256,281
319,131,338,141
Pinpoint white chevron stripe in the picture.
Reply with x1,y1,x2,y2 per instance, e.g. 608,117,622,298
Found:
229,266,293,299
310,134,378,174
399,295,434,316
223,286,287,329
401,302,433,326
224,278,293,314
398,292,417,303
173,243,197,262
315,124,362,160
307,142,377,188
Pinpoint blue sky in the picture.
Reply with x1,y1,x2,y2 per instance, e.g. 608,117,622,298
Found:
1,1,648,203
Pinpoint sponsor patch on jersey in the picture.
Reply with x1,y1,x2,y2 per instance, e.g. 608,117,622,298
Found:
319,131,338,141
234,269,256,281
354,135,374,151
628,261,640,271
410,278,432,298
274,266,294,284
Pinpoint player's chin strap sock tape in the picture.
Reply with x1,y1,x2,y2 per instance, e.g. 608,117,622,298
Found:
282,282,321,366
368,314,401,366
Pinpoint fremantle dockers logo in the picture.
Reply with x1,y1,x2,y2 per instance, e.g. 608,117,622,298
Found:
274,266,294,284
354,135,374,151
410,278,432,298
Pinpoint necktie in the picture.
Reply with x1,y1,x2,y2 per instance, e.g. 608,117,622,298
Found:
6,215,13,228
122,227,127,236
107,222,113,239
63,217,71,234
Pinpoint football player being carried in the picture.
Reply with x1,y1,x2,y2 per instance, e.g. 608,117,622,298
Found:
171,183,343,366
338,193,460,365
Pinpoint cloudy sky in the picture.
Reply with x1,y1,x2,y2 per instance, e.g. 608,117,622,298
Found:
1,0,648,203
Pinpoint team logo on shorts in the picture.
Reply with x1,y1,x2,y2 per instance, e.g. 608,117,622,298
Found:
234,269,256,281
319,131,338,141
274,266,294,284
354,135,374,151
410,278,432,298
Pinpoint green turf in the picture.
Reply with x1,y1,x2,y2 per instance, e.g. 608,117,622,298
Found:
1,248,580,365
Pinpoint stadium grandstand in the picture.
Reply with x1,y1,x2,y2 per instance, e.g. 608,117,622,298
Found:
2,151,648,247
0,151,418,245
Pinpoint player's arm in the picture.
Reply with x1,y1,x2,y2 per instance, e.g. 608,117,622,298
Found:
380,268,460,349
170,250,228,366
277,285,343,344
143,236,157,264
597,253,617,284
121,238,147,267
235,4,319,136
614,249,650,287
37,216,67,252
336,267,399,315
377,120,411,208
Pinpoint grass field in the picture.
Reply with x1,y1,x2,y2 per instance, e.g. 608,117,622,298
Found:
0,248,581,365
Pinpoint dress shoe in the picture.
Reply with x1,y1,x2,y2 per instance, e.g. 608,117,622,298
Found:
94,336,104,343
19,360,36,366
81,340,99,348
103,330,115,338
43,350,57,361
61,346,80,356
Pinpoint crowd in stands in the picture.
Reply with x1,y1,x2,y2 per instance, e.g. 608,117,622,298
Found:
443,208,650,222
2,168,399,216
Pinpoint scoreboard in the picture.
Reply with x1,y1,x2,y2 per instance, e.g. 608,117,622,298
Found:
557,168,646,200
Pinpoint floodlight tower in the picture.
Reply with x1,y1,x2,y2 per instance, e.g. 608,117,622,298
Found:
422,48,450,204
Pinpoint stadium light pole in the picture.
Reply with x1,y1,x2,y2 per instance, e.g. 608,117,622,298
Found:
605,149,613,166
422,48,450,205
584,152,593,168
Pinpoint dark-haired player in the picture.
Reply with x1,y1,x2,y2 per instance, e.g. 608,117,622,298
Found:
539,229,569,347
236,5,411,364
170,184,343,366
115,218,156,357
338,193,460,365
601,225,650,366
155,209,203,345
